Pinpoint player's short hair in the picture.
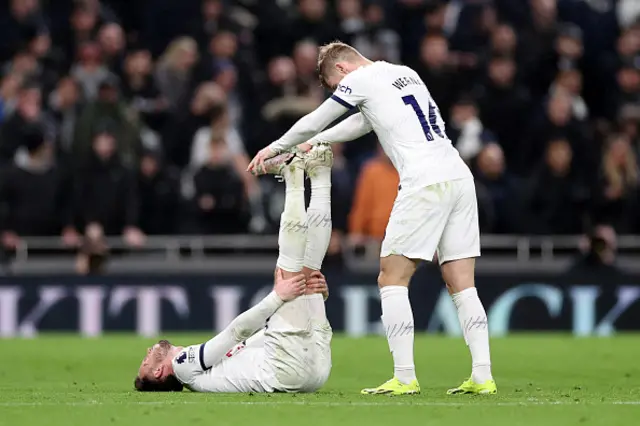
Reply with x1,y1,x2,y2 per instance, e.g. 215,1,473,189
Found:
317,41,362,89
134,375,184,392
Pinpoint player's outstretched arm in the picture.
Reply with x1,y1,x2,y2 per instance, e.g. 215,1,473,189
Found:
199,272,306,369
247,99,349,173
307,113,373,146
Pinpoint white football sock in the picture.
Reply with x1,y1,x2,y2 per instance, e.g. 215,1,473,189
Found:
276,165,307,272
380,286,416,384
452,287,493,383
304,166,332,270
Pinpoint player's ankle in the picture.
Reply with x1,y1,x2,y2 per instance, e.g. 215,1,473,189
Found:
471,365,492,383
395,367,416,385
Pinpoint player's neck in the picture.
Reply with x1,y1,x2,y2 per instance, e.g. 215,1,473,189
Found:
356,58,373,68
164,347,183,374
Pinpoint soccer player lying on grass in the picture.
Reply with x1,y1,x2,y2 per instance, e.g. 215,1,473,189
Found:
135,143,334,393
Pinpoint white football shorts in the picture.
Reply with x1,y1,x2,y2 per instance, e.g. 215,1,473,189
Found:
380,177,480,264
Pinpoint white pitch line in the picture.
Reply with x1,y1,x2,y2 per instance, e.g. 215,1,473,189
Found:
0,401,639,408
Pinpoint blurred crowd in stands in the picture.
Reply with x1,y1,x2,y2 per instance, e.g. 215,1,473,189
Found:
0,0,639,256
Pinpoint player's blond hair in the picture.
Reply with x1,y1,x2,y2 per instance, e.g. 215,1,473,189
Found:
317,41,363,89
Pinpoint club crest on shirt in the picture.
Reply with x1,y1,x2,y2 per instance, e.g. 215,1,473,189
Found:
176,352,187,364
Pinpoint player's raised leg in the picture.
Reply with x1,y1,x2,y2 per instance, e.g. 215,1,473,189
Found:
275,151,307,277
302,143,333,278
263,146,333,391
360,254,420,395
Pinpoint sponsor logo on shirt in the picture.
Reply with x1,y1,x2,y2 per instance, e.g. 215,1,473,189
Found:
188,346,196,363
337,84,352,95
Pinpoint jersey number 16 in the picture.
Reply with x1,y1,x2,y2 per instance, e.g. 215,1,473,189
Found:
402,95,444,142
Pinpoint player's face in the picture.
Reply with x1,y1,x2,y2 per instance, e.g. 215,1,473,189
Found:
138,340,173,381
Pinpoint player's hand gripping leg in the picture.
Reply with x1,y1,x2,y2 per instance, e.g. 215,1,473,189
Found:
274,268,307,301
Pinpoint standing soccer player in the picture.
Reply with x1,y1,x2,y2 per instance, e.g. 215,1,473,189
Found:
248,42,496,396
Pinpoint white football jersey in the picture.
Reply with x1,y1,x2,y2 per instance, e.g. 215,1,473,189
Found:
172,334,279,393
332,61,472,190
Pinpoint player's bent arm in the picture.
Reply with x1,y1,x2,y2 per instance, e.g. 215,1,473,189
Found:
268,98,349,154
199,291,285,369
308,113,373,146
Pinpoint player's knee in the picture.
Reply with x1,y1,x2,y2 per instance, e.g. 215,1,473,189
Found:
441,258,475,293
378,257,414,287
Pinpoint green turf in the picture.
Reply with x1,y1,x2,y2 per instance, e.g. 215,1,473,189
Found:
0,335,639,426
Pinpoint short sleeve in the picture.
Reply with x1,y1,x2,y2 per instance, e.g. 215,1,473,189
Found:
172,345,207,385
331,70,367,110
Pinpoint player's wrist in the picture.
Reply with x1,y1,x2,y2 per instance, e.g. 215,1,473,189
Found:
268,290,287,306
267,142,283,155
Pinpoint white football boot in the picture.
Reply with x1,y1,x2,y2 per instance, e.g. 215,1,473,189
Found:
304,143,334,177
253,149,305,181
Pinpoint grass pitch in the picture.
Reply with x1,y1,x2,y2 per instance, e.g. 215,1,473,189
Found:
0,335,638,426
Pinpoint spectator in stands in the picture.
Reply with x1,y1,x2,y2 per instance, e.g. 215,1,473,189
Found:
521,90,594,177
190,0,239,49
290,0,337,50
0,73,22,124
534,24,585,97
336,0,400,63
348,145,398,246
211,61,243,138
137,149,180,235
486,23,518,59
293,41,324,103
48,76,82,159
195,30,239,86
449,97,492,163
550,68,588,121
0,124,78,249
97,23,126,75
192,135,247,234
163,81,225,168
68,1,99,53
74,122,145,245
592,134,639,233
449,1,497,59
260,56,320,146
618,104,640,148
606,59,640,121
121,47,168,135
73,74,141,167
154,37,200,114
0,81,45,164
71,41,110,102
336,0,365,45
526,138,587,234
571,224,619,274
187,103,266,232
413,34,458,122
0,0,48,62
475,55,531,167
75,222,109,275
473,143,520,233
